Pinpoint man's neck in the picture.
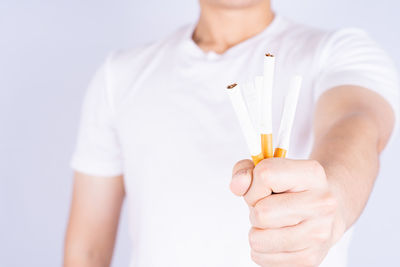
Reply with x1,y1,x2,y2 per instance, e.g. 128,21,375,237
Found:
193,0,274,54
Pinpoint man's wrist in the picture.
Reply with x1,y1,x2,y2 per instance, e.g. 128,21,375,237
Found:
322,161,351,244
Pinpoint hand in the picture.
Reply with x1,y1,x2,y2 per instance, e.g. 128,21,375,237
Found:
230,158,347,267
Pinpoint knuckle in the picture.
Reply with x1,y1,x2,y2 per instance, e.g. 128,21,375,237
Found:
248,229,262,252
322,192,338,214
251,207,262,225
314,228,331,243
250,250,263,266
255,163,274,186
253,165,264,181
309,160,326,178
252,204,273,227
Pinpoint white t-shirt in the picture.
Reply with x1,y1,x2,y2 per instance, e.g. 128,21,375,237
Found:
71,15,399,267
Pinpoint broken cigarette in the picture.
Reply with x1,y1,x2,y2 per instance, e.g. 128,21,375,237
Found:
226,83,264,165
274,75,302,158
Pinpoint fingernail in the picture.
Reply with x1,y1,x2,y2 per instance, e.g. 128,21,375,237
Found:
233,168,250,180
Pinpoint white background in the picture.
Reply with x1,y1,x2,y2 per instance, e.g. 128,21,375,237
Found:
1,1,399,266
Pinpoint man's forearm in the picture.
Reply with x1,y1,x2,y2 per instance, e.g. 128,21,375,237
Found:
311,112,381,229
64,173,124,267
64,255,108,267
64,239,112,267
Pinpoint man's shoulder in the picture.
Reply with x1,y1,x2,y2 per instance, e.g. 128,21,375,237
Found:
280,16,373,46
102,24,192,103
275,16,377,63
275,16,332,44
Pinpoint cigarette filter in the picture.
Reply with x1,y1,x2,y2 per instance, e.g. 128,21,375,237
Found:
227,83,264,165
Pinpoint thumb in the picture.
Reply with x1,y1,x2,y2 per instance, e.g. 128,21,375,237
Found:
230,159,254,196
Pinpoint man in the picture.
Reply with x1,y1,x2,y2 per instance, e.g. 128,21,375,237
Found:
64,0,399,266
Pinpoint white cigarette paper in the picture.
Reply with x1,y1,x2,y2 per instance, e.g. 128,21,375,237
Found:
226,83,262,157
276,75,303,151
255,76,263,131
261,54,275,134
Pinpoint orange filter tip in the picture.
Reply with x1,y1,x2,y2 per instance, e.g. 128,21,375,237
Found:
261,133,273,159
252,153,264,166
273,148,287,158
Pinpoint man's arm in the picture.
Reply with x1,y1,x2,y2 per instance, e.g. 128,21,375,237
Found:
64,172,125,267
230,85,395,266
311,85,394,229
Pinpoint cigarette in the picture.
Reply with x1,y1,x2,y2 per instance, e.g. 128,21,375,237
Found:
274,75,303,158
226,83,264,165
261,53,275,158
255,76,264,131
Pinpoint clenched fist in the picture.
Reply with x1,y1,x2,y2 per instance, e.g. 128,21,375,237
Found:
230,158,347,267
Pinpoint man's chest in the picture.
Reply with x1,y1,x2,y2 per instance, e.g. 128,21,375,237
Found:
115,80,248,168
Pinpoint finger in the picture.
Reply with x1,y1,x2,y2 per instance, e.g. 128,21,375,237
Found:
244,158,326,206
250,248,325,267
249,221,313,253
230,159,254,196
250,191,332,229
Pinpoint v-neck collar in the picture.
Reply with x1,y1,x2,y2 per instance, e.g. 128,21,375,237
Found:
181,14,284,61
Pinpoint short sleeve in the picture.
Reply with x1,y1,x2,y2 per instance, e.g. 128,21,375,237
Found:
70,54,123,177
314,28,400,142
